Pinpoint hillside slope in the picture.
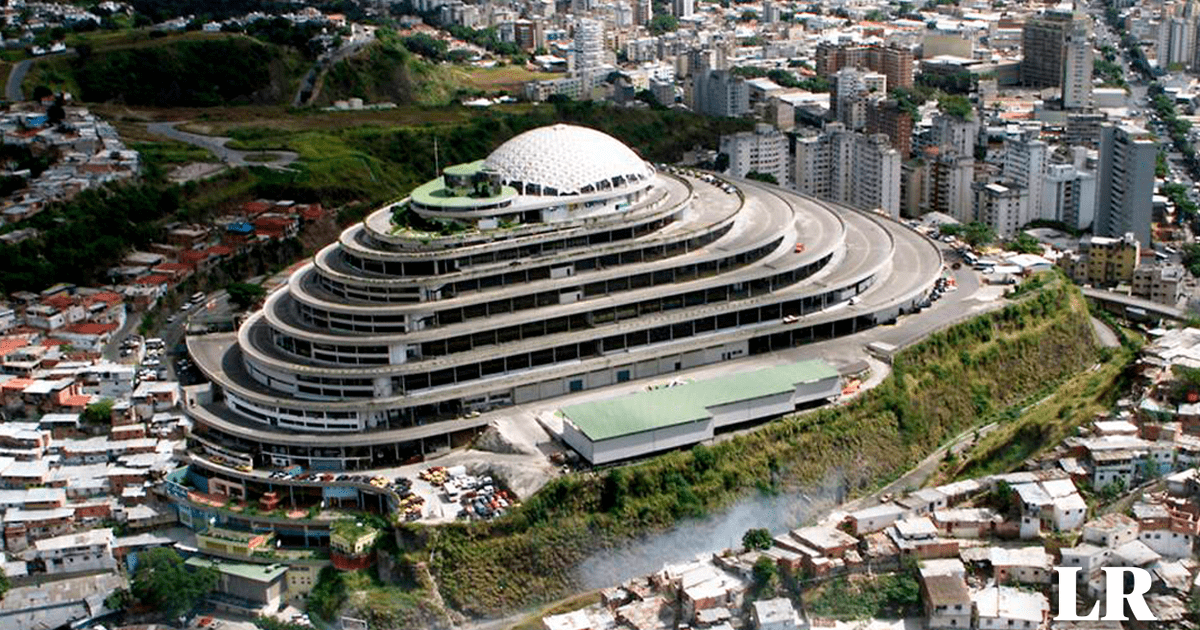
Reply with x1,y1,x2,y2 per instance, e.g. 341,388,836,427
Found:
401,273,1101,619
26,36,304,106
312,36,459,107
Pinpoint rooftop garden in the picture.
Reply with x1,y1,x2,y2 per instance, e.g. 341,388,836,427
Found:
331,518,379,543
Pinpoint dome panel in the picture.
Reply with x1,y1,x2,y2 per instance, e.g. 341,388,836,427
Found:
482,124,652,195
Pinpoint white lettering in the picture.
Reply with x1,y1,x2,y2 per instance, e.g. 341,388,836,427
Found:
1102,567,1155,621
1053,567,1157,622
1054,567,1099,621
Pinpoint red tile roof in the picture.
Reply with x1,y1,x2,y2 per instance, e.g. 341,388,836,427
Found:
65,322,118,335
0,337,30,357
153,262,195,273
1,378,34,391
41,295,75,310
133,274,171,286
244,201,271,215
86,291,123,305
59,394,91,408
179,250,209,264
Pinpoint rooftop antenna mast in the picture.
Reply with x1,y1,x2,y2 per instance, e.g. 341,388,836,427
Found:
434,136,440,174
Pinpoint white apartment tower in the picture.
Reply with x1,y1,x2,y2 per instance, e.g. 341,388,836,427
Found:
833,68,886,131
930,153,976,223
931,113,976,157
1096,124,1158,247
793,123,901,218
573,18,605,77
720,123,790,186
1003,134,1047,222
634,0,652,26
1061,14,1093,109
974,182,1028,238
1043,163,1097,230
674,0,694,18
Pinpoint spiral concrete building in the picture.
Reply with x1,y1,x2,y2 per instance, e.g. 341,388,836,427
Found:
185,124,944,473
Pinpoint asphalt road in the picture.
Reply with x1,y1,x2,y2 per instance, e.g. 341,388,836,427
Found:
294,35,375,106
146,121,300,168
5,49,76,101
5,59,31,102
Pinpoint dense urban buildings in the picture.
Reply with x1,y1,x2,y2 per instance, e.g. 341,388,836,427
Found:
11,0,1200,624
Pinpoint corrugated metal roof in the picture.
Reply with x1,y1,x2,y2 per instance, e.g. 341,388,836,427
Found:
561,360,837,441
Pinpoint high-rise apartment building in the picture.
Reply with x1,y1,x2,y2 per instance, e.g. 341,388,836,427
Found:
814,43,914,91
931,113,976,157
720,123,789,186
793,123,901,217
573,18,605,77
1002,134,1047,222
673,0,694,18
833,67,886,131
973,181,1028,238
634,0,652,26
1096,124,1157,247
692,69,750,117
1043,163,1097,231
928,151,976,222
1021,11,1093,109
866,99,913,158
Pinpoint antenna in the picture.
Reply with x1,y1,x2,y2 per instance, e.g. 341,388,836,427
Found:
434,136,440,174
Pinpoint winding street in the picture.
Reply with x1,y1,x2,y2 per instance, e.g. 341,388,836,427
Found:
145,121,300,169
5,48,76,102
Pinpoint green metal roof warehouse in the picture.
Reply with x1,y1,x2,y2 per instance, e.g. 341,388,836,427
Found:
560,359,840,464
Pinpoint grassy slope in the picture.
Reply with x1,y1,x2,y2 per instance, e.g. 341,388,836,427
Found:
186,102,753,207
23,34,305,106
314,33,557,108
314,35,460,108
398,273,1100,618
952,345,1135,479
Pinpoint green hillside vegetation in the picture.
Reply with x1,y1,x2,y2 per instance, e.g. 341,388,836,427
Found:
0,103,748,292
313,33,461,107
386,273,1100,618
952,339,1137,479
220,100,753,209
26,35,305,106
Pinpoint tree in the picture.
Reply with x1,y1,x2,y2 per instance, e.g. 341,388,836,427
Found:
226,282,266,310
742,527,773,551
648,14,678,35
104,588,131,611
0,566,8,600
83,398,114,424
31,85,53,102
714,152,730,173
1098,477,1126,501
746,171,779,185
938,94,974,120
1006,233,1041,254
1183,243,1200,276
797,75,831,92
944,221,996,248
752,555,778,591
400,33,448,60
308,566,347,621
131,548,217,619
